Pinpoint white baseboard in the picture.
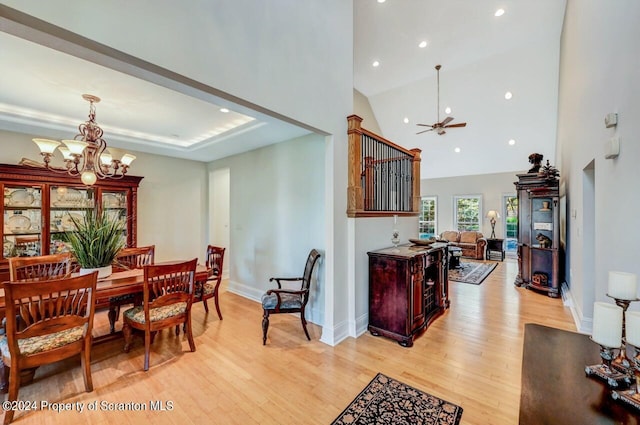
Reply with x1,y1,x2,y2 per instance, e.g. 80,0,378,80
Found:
561,282,592,334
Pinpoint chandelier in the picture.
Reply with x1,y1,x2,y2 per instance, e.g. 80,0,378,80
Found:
31,94,136,186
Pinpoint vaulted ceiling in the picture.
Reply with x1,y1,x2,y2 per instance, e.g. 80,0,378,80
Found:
0,1,566,178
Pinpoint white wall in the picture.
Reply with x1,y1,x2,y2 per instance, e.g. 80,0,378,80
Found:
0,129,208,263
353,89,382,135
207,134,326,325
3,0,354,345
557,1,640,331
422,171,521,238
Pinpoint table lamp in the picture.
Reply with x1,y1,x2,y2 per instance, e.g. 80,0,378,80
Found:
486,210,500,238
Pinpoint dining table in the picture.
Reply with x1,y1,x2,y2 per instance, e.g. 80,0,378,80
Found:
0,262,209,393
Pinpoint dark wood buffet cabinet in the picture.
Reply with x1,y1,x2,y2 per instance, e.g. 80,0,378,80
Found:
368,243,449,347
1,163,143,281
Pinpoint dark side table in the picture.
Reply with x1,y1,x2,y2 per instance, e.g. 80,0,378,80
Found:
519,324,639,425
486,238,504,261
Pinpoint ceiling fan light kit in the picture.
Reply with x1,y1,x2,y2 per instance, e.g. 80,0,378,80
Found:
416,64,467,136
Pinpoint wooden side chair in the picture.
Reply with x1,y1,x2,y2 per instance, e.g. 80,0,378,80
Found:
8,252,72,281
193,245,226,320
106,245,156,333
122,258,198,371
113,245,155,272
261,249,321,345
0,272,98,425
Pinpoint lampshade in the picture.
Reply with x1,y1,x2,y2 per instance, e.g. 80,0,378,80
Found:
61,139,89,155
33,138,61,154
486,210,500,219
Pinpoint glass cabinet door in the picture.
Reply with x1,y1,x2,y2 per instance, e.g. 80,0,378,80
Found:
102,189,128,244
3,185,43,259
49,185,95,254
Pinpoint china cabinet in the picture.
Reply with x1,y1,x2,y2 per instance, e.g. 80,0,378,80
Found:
367,243,449,347
1,163,143,281
514,173,560,297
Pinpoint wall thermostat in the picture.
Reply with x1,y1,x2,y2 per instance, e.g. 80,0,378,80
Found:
605,113,618,128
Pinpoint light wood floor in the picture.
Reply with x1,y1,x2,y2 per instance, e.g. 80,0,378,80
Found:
4,259,575,425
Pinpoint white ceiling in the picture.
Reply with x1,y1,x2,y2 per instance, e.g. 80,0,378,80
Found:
0,1,567,178
355,0,567,178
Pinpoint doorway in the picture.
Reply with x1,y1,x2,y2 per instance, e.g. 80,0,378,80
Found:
210,168,230,278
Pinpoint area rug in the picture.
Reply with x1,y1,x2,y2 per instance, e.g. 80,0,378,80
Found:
449,260,497,285
331,373,463,425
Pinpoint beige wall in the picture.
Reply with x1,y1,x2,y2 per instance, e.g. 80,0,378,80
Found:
422,171,522,239
353,89,382,135
0,130,208,263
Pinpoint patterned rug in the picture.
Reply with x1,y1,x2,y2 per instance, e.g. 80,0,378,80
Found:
449,260,497,285
331,373,463,425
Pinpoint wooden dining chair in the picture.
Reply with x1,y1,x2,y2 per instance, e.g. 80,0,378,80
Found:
261,249,321,345
193,245,226,320
113,245,155,272
0,272,98,424
122,258,198,371
106,245,156,333
8,252,72,281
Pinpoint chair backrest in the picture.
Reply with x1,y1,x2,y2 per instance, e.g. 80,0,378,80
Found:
114,245,155,271
300,249,321,305
2,272,98,357
9,252,72,281
205,245,225,280
143,259,198,310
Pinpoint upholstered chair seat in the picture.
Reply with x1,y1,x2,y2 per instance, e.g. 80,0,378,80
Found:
0,326,85,358
261,293,303,310
123,303,187,324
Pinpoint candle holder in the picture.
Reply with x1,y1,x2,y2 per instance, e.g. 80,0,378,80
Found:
585,338,632,388
607,294,640,374
611,343,640,411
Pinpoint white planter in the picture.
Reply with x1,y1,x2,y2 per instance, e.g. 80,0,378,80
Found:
79,265,112,279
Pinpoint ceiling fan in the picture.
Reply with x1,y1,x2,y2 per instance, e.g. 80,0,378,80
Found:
416,64,467,136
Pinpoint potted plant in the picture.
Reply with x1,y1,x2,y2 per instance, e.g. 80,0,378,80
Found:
65,208,126,278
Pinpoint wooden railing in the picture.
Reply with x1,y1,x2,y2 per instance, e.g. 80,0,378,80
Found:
347,115,421,218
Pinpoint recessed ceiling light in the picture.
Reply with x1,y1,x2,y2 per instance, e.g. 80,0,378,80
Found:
504,91,513,100
372,60,380,67
445,107,452,114
418,41,427,48
495,8,505,17
403,117,409,124
377,0,386,3
454,147,461,153
220,108,229,113
508,139,516,146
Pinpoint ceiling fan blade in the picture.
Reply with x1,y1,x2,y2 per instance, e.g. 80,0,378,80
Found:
416,128,435,135
416,123,435,127
444,122,467,128
441,116,454,125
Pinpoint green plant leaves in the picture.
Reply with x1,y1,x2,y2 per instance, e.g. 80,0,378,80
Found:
65,209,126,268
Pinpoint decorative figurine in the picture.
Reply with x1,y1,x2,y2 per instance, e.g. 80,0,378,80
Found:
528,153,544,173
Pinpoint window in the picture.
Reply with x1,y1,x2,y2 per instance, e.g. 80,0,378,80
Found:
503,194,518,253
454,195,481,231
419,197,437,239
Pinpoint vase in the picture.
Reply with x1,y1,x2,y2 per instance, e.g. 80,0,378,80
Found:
79,265,112,279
